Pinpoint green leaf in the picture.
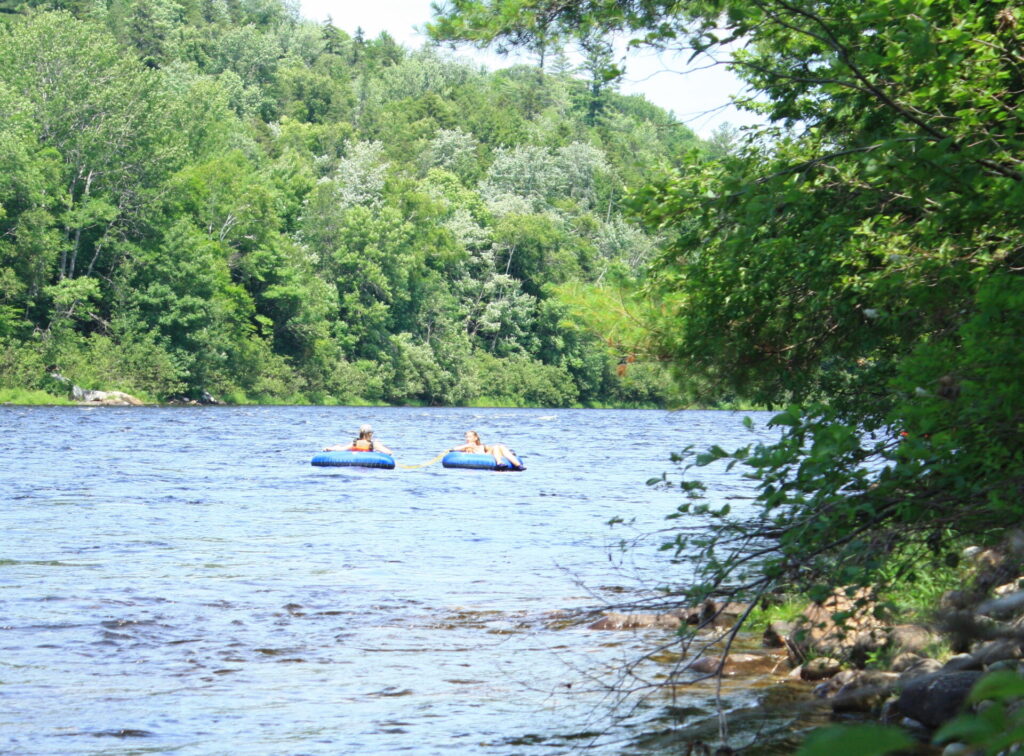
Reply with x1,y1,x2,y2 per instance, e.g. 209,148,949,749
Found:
933,712,1002,744
797,724,914,756
807,584,832,603
967,671,1024,704
695,445,730,466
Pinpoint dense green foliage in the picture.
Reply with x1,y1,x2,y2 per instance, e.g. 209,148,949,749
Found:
434,0,1024,594
0,0,697,406
434,0,1024,748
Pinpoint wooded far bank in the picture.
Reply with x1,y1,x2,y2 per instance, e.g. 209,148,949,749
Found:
0,0,722,408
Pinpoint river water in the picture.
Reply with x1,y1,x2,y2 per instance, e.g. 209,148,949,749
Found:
1,406,781,755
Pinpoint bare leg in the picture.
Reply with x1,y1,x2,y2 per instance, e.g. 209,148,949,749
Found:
490,444,523,469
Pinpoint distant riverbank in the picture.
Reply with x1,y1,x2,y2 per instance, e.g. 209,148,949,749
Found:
0,386,763,411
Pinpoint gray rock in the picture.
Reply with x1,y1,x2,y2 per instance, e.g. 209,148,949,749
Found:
689,656,724,675
831,671,899,713
977,590,1024,621
879,699,902,724
801,657,842,681
972,639,1022,667
970,549,1004,570
896,671,984,729
897,658,943,682
684,600,749,628
900,716,931,734
763,620,793,648
852,627,890,660
941,610,1008,653
889,624,938,654
813,669,859,698
689,652,785,677
940,590,972,611
962,546,983,561
890,652,924,672
790,587,887,662
76,388,145,406
941,744,973,756
812,678,834,698
987,659,1022,673
943,653,982,672
994,579,1024,597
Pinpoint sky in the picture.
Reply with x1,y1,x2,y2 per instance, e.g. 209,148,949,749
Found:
296,0,763,138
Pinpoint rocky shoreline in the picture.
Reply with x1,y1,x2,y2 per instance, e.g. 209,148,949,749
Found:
587,545,1024,753
42,373,229,406
71,386,146,406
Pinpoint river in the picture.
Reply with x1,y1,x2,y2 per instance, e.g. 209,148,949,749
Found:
1,406,781,754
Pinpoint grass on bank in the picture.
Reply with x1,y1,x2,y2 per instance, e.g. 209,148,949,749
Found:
741,544,969,666
0,388,75,405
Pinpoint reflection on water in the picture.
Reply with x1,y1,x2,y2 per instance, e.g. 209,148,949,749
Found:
0,405,786,754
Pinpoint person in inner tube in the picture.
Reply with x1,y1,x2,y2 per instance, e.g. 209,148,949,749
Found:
449,430,524,470
323,423,393,454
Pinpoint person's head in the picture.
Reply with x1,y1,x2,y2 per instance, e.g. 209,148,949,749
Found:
465,430,481,445
358,423,373,440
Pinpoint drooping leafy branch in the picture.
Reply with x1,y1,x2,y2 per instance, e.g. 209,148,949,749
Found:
430,0,1024,593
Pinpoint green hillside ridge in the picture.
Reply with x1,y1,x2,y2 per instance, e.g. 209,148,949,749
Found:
0,0,710,407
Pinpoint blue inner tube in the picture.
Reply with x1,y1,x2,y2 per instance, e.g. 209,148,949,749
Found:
311,451,395,469
441,451,524,471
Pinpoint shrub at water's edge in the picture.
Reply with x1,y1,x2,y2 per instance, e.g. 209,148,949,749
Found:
428,0,1024,750
3,331,683,408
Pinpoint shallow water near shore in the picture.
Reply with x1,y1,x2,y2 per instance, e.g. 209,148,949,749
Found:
1,405,795,754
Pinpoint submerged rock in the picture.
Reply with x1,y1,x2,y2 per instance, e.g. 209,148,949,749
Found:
588,612,681,630
689,652,787,677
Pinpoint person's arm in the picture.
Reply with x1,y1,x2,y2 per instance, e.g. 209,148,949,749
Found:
374,441,394,455
323,443,346,451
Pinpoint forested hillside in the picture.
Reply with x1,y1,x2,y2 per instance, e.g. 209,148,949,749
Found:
0,0,701,406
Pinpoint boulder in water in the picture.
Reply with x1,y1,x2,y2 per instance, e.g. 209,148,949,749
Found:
74,387,145,406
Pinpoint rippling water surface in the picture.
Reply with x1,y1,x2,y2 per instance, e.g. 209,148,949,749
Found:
1,406,777,754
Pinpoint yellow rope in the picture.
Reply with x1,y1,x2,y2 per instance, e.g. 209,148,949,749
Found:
397,451,448,470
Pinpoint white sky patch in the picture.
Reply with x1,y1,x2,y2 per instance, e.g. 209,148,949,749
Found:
297,0,764,137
